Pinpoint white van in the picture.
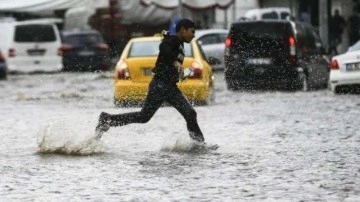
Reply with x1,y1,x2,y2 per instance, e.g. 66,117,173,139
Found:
243,7,291,21
0,19,62,73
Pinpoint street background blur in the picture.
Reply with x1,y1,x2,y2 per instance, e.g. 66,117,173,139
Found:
1,1,360,201
0,0,358,60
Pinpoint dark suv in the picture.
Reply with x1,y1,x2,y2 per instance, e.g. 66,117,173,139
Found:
59,30,111,72
224,20,329,91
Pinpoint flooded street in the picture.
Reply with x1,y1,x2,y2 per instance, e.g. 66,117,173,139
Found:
0,71,359,201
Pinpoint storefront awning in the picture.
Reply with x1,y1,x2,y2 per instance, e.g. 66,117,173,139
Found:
121,0,234,26
141,0,234,10
0,0,108,12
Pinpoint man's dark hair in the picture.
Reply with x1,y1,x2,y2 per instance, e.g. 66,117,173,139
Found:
175,19,195,32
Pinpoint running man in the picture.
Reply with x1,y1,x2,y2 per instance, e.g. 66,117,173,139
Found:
95,19,205,144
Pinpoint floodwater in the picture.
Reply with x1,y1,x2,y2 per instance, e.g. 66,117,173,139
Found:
0,71,359,201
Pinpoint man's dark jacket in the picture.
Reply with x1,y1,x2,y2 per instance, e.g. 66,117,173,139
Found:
153,35,185,84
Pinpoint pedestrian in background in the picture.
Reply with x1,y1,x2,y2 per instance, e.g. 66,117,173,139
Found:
348,7,360,46
328,9,346,55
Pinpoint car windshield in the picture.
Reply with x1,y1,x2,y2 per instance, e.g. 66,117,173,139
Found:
129,40,192,57
15,24,56,42
63,34,102,46
348,40,360,52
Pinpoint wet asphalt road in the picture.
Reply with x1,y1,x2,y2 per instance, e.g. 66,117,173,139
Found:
0,71,359,201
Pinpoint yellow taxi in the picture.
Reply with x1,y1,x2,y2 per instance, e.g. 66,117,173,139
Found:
113,36,215,106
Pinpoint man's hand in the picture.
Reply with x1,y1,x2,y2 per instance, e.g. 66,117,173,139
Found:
173,61,183,74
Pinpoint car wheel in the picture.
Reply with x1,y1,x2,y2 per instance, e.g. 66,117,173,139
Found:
114,98,125,107
227,80,252,91
62,65,70,72
226,80,239,91
334,86,343,94
0,70,7,80
226,82,234,91
204,86,215,105
298,72,309,91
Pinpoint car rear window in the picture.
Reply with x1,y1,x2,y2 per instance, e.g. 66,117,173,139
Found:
129,41,192,57
262,12,278,19
63,34,102,46
15,24,56,42
232,22,292,39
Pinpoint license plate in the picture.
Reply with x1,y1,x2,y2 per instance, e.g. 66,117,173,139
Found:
143,68,153,75
247,58,272,65
78,51,95,56
345,63,360,71
27,49,45,56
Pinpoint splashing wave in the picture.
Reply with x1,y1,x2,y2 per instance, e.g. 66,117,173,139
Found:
37,119,105,155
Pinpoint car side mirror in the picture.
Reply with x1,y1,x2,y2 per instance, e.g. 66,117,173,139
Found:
208,57,221,65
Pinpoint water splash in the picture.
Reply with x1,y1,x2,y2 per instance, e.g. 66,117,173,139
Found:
161,136,218,153
161,137,194,152
37,119,105,155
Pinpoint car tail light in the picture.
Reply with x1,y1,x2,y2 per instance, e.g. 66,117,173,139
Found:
9,48,15,58
289,35,296,55
57,44,73,56
225,36,231,57
225,36,231,48
289,35,295,46
189,60,203,79
117,59,130,79
97,43,109,51
331,59,339,70
0,51,5,61
288,35,296,64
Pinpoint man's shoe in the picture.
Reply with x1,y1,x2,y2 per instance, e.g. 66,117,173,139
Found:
189,132,205,144
95,112,111,139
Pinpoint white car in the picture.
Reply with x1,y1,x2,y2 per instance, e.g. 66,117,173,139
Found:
195,29,228,71
0,19,62,73
330,41,360,93
243,7,291,21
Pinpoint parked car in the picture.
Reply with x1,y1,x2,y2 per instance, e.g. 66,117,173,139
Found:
243,7,291,21
59,29,111,71
113,36,215,106
329,40,360,93
195,29,228,71
0,19,62,73
0,50,7,79
224,20,329,91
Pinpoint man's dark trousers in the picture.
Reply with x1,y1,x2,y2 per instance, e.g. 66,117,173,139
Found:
108,78,204,141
